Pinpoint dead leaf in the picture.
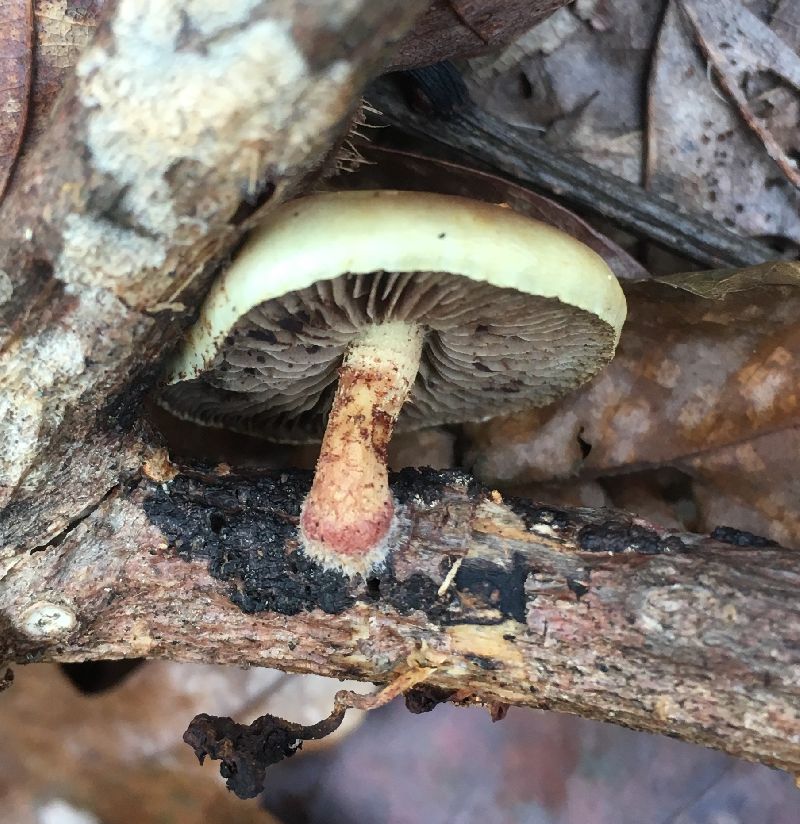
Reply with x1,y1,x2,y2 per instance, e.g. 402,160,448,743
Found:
647,1,800,247
0,0,105,198
0,0,32,202
658,260,800,299
679,0,800,189
459,1,800,252
465,278,800,484
390,0,571,70
772,0,800,51
683,427,800,546
464,0,666,183
28,0,103,140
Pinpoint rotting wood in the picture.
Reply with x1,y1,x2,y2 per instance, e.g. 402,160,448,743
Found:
367,79,780,269
1,465,797,780
0,0,428,556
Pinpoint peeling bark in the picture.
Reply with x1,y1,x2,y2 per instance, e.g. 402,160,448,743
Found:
1,464,798,778
0,0,427,554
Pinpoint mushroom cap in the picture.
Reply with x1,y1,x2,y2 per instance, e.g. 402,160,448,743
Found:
159,190,626,442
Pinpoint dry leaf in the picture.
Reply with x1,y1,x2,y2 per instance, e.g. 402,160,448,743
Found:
647,1,800,247
390,0,571,70
464,0,666,183
461,1,800,250
465,278,800,483
680,426,800,546
658,259,800,299
772,0,800,50
0,0,104,193
465,260,800,543
679,0,800,189
29,0,104,138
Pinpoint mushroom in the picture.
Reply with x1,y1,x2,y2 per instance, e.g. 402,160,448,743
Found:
159,190,626,575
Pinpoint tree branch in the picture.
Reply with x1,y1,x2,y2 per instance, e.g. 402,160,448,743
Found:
0,0,427,554
2,463,797,778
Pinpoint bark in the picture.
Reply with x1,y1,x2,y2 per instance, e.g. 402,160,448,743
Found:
1,462,798,778
0,0,427,555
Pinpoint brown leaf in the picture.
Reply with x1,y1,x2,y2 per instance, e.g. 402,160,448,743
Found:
679,0,800,189
658,260,800,299
0,0,105,193
0,0,32,202
467,263,800,544
332,144,649,280
465,278,800,484
28,0,104,140
683,428,800,545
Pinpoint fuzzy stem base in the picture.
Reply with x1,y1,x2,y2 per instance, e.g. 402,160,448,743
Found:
300,322,423,575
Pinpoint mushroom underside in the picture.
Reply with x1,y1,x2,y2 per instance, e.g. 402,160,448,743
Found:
159,269,616,443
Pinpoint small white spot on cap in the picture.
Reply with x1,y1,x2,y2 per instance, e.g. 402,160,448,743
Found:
20,601,77,638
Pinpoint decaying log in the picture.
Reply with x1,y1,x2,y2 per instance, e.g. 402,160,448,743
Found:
0,0,427,555
1,463,798,778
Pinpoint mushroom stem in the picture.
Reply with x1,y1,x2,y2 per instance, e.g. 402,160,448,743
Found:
300,321,424,574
